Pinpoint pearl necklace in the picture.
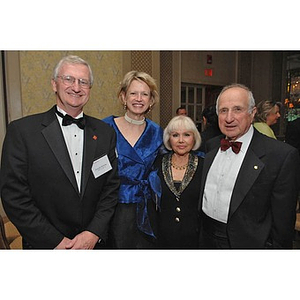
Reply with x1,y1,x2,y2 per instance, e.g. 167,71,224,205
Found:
124,112,145,125
171,162,188,170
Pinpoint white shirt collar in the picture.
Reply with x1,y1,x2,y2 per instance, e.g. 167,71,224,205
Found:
235,125,254,153
56,105,84,119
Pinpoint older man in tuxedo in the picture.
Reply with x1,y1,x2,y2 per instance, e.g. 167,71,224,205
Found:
0,55,120,249
198,83,299,249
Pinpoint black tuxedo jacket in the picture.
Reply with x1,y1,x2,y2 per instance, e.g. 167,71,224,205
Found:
198,129,300,248
0,106,120,249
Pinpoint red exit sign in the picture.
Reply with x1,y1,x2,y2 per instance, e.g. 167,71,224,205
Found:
205,69,213,76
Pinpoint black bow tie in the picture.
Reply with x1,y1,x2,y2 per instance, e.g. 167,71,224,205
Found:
220,138,242,154
55,108,85,129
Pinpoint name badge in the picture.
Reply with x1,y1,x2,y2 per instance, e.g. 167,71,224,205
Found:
92,155,112,179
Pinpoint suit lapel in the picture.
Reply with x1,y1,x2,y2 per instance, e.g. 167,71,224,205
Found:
199,130,266,218
41,107,79,194
80,119,97,197
228,130,265,219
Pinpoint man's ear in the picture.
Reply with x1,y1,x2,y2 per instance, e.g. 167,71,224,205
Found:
51,79,57,93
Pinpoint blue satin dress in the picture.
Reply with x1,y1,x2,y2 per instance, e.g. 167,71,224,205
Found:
103,116,163,247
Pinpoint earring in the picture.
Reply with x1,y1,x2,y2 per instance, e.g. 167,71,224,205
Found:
123,102,127,110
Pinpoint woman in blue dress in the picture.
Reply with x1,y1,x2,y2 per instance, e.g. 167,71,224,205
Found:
103,71,163,248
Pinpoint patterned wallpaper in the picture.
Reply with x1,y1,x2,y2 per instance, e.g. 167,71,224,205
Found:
19,51,124,119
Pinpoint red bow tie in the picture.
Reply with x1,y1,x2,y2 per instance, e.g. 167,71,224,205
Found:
220,138,242,154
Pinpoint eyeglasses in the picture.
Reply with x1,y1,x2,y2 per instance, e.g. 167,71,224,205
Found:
57,75,91,89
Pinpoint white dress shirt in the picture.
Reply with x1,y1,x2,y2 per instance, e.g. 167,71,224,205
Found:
202,126,254,223
56,106,84,192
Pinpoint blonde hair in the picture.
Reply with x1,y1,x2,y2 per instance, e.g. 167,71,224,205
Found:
254,100,281,122
117,71,159,111
163,116,201,151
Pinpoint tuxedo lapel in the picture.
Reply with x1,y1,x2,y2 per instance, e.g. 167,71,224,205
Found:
81,121,98,197
41,108,79,194
199,131,266,218
228,131,265,219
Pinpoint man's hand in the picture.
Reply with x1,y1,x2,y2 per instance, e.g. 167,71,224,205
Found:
65,231,99,249
55,237,73,249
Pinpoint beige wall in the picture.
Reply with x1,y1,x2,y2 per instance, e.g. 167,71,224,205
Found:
181,51,282,107
4,50,163,123
181,51,238,85
17,51,125,119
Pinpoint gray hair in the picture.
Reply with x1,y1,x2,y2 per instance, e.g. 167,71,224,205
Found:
52,55,94,86
216,83,256,115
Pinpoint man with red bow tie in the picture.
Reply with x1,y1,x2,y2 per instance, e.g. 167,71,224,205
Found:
198,83,300,248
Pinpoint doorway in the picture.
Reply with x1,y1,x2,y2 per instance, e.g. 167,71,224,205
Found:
181,83,223,131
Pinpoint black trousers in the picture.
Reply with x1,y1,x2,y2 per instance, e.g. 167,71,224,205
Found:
199,213,230,249
106,202,156,249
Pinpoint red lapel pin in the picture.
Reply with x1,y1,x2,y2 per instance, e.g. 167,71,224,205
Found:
93,135,97,140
